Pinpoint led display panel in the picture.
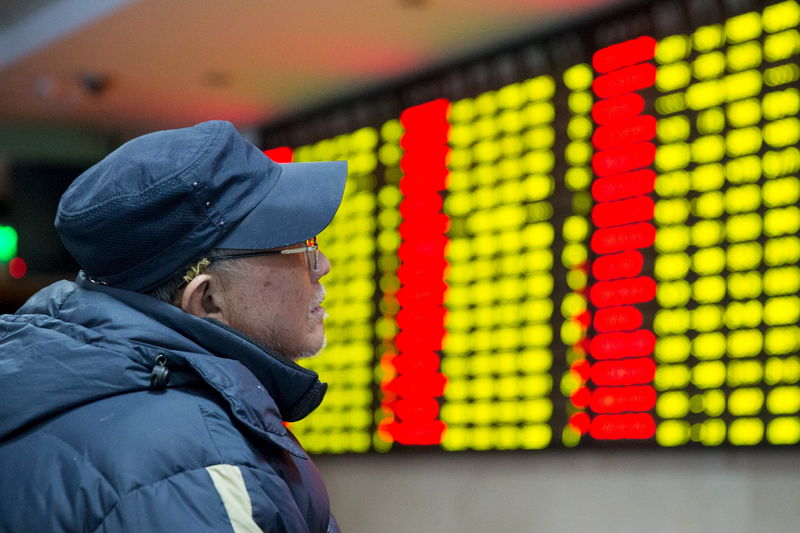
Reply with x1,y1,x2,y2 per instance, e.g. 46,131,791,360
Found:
261,0,800,453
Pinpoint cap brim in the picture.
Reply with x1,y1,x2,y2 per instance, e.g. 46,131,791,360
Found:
216,160,347,250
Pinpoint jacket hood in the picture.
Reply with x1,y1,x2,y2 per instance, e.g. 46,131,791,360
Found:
0,273,326,457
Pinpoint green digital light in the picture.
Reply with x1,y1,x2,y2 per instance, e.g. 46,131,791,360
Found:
0,226,18,262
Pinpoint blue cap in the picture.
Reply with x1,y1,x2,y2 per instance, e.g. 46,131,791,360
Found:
55,120,347,292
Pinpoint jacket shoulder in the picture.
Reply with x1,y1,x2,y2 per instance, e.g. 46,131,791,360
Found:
0,386,283,531
62,386,275,482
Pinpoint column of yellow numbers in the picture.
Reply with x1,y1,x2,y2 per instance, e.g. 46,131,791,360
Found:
374,118,404,451
442,76,556,450
290,129,379,453
559,63,595,446
653,1,800,447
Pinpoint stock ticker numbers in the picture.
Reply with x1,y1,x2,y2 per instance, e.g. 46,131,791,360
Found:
586,36,659,441
263,0,800,453
442,77,557,451
651,1,800,447
559,63,595,446
382,100,449,446
286,130,381,453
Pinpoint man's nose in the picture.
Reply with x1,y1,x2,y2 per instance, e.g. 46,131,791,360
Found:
313,250,331,281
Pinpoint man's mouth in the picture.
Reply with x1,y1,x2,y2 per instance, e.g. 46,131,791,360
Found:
309,286,326,317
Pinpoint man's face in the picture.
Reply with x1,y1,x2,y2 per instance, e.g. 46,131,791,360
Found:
220,244,329,359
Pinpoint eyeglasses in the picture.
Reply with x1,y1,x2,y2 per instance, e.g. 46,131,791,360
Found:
208,236,319,271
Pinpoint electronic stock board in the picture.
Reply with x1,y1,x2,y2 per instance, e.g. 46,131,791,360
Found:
260,0,800,453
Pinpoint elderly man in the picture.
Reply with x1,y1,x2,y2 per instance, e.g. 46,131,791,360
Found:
0,121,347,532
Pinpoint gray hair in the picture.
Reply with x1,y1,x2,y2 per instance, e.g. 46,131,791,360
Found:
146,249,248,305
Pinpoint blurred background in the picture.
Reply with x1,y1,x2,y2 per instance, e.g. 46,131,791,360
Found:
1,0,799,531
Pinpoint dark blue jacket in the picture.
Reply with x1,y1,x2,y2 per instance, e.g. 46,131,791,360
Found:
0,273,339,533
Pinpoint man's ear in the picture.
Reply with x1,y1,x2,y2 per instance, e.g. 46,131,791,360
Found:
180,273,228,323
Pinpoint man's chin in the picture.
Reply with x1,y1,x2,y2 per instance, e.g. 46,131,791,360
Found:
294,335,327,360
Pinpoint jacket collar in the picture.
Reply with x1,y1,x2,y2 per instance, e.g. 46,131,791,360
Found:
74,272,326,457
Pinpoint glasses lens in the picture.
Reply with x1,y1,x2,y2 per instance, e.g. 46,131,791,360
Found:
307,237,318,270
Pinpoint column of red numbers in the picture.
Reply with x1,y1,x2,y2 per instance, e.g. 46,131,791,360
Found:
383,99,449,445
588,36,659,440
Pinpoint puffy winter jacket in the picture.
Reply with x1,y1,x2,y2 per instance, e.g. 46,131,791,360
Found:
0,273,339,533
